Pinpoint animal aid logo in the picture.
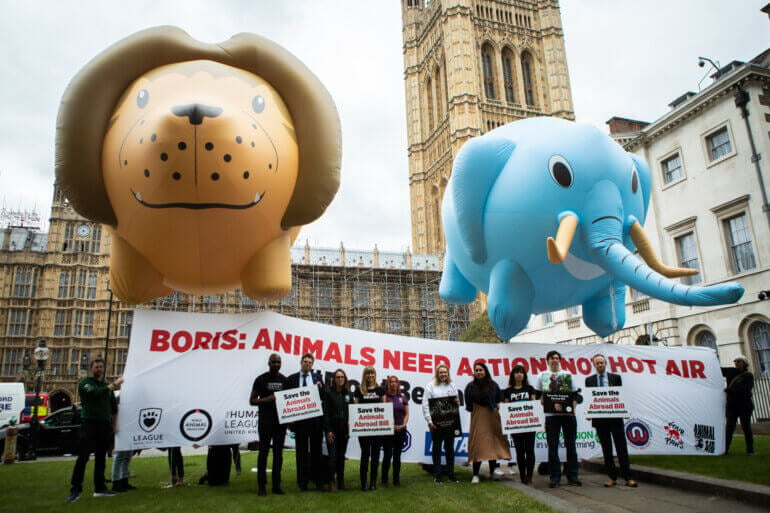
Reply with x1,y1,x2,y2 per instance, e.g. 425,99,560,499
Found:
139,408,162,433
693,424,715,454
663,421,685,449
624,418,652,449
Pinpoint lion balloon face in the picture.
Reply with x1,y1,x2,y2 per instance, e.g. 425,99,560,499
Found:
103,61,298,292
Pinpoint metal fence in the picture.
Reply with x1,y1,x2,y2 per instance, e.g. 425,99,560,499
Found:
753,375,770,422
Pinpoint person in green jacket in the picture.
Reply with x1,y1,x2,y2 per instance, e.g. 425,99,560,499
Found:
323,369,354,491
65,358,123,503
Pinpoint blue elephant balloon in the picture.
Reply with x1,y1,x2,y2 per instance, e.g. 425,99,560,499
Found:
439,117,744,339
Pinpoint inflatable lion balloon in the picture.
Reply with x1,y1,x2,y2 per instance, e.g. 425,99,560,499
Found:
56,27,341,304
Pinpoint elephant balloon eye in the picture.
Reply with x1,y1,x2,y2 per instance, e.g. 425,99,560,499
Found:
631,165,639,194
252,95,265,114
136,89,149,108
548,155,573,188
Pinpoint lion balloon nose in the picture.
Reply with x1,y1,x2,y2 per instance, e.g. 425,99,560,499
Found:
172,103,223,125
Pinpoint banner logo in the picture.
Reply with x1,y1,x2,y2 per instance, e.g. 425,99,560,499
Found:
693,423,715,454
139,408,162,433
625,419,652,449
401,429,412,453
663,421,685,449
180,409,212,441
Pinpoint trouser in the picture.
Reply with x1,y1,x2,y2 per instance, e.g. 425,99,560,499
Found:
382,429,406,484
294,419,323,487
70,420,113,493
258,424,286,488
326,423,349,488
167,447,184,479
594,419,631,481
230,444,241,474
431,431,456,478
545,415,578,482
359,436,382,486
111,450,132,481
725,407,754,454
472,460,497,476
511,432,535,483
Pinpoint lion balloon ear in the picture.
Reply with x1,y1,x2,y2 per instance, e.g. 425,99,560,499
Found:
451,136,515,264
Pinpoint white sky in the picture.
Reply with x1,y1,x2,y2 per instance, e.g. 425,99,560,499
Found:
0,1,767,252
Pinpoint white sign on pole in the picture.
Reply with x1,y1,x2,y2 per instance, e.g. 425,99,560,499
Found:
500,400,545,435
349,403,394,437
0,383,25,425
275,386,323,424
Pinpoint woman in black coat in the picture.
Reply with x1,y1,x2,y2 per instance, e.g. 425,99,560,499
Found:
722,355,754,455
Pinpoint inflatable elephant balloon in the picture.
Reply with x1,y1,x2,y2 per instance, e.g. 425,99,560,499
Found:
439,117,743,339
55,27,341,304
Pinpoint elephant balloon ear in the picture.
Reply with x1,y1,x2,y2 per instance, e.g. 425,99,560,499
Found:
629,153,652,222
451,135,515,264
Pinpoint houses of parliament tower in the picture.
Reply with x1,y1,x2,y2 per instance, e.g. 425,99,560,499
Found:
401,0,575,254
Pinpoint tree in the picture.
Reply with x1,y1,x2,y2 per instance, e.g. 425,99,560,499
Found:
459,311,503,343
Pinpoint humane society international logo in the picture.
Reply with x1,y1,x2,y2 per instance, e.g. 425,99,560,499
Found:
624,418,652,450
139,408,162,433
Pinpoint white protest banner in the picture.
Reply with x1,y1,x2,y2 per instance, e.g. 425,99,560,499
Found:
500,400,544,435
349,403,393,437
275,386,323,424
0,383,25,425
584,386,630,420
115,309,727,460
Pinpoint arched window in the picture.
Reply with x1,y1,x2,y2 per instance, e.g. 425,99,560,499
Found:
750,321,770,374
521,51,536,107
501,48,516,103
425,76,434,130
481,43,496,100
434,66,444,118
695,330,718,352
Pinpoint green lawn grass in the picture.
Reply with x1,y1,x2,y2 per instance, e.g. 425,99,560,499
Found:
631,435,770,486
0,451,556,513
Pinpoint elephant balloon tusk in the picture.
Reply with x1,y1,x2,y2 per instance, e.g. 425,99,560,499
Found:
547,215,578,264
629,222,698,278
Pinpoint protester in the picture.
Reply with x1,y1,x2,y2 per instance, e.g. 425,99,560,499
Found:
165,447,184,487
382,375,409,487
230,444,241,476
421,363,460,484
722,355,755,455
323,369,354,491
354,365,385,491
65,358,123,503
286,353,326,491
585,354,637,487
110,393,135,492
533,350,580,488
502,364,537,487
250,353,288,495
464,362,510,483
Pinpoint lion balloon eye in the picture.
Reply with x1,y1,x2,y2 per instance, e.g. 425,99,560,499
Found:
137,89,149,108
252,95,265,114
631,165,639,194
548,155,573,188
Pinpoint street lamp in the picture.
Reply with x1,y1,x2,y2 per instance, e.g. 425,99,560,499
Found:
104,281,114,376
25,339,50,460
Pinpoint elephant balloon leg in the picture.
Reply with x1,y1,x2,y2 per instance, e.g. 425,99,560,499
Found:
488,260,534,340
109,231,173,304
439,250,478,304
582,280,627,338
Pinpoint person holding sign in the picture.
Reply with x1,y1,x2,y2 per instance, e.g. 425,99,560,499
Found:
422,364,461,484
382,375,409,487
354,366,385,491
464,363,511,484
722,355,755,456
502,365,537,487
585,354,637,488
323,369,354,492
533,350,580,488
249,353,288,496
286,353,326,492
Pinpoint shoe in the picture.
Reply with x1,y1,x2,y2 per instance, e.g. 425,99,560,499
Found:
748,452,755,456
369,482,377,491
361,484,369,491
93,489,117,497
393,478,400,486
549,480,559,488
625,480,638,488
174,478,184,487
381,479,388,487
493,467,504,476
65,491,80,503
258,487,266,496
568,479,582,487
434,477,443,484
604,479,617,487
527,477,535,488
272,488,285,495
330,483,338,492
447,476,460,484
508,466,517,476
471,475,480,484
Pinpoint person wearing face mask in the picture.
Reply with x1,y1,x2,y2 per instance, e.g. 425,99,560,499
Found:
464,362,511,484
422,364,460,484
381,375,409,487
354,366,385,491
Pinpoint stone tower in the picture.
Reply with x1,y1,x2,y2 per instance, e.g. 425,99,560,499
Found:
401,0,575,254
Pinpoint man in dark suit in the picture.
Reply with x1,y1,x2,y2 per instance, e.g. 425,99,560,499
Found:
286,352,326,491
585,354,637,488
